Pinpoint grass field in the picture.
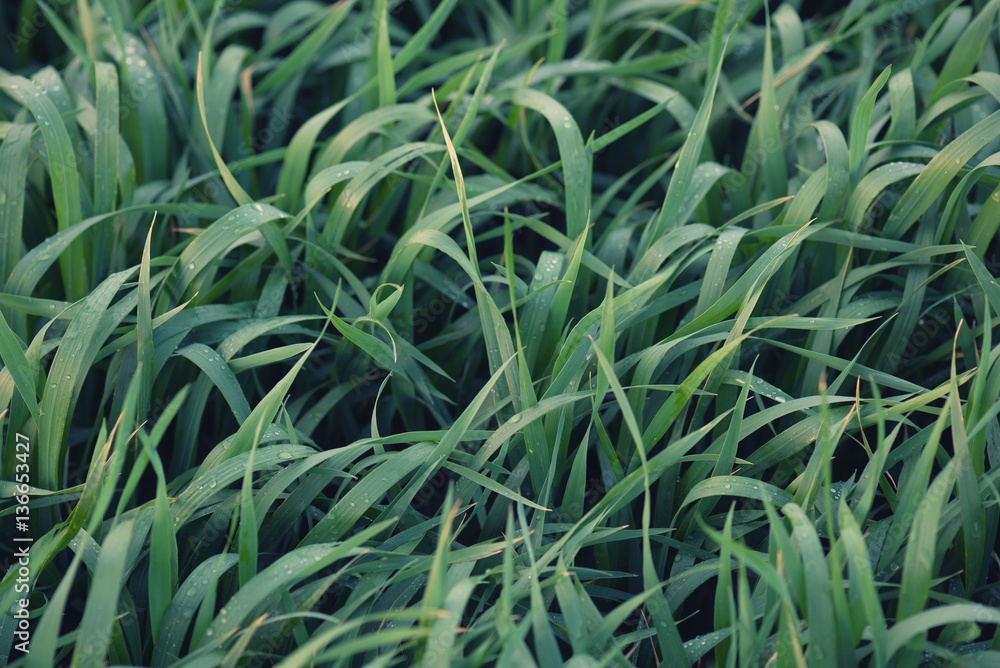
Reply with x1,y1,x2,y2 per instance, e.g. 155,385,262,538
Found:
2,0,1000,665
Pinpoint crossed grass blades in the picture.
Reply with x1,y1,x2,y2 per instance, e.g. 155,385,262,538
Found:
1,0,1000,665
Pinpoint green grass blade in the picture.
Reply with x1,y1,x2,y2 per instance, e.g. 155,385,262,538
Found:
70,518,134,668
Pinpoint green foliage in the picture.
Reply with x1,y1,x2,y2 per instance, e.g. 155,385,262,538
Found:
1,0,1000,665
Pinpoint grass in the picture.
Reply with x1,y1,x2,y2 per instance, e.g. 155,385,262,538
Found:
1,0,1000,665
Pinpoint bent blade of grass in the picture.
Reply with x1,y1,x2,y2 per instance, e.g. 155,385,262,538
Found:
195,51,251,206
275,96,359,211
314,106,435,171
152,556,237,666
845,162,925,232
38,269,133,491
0,74,85,298
228,343,314,373
849,66,891,184
679,476,793,510
887,604,1000,660
200,519,396,646
70,518,134,668
195,340,316,474
1,204,218,298
174,203,290,299
175,443,315,532
321,142,445,254
494,87,591,241
176,344,252,423
883,110,1000,239
383,167,550,285
806,121,850,220
629,223,713,286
